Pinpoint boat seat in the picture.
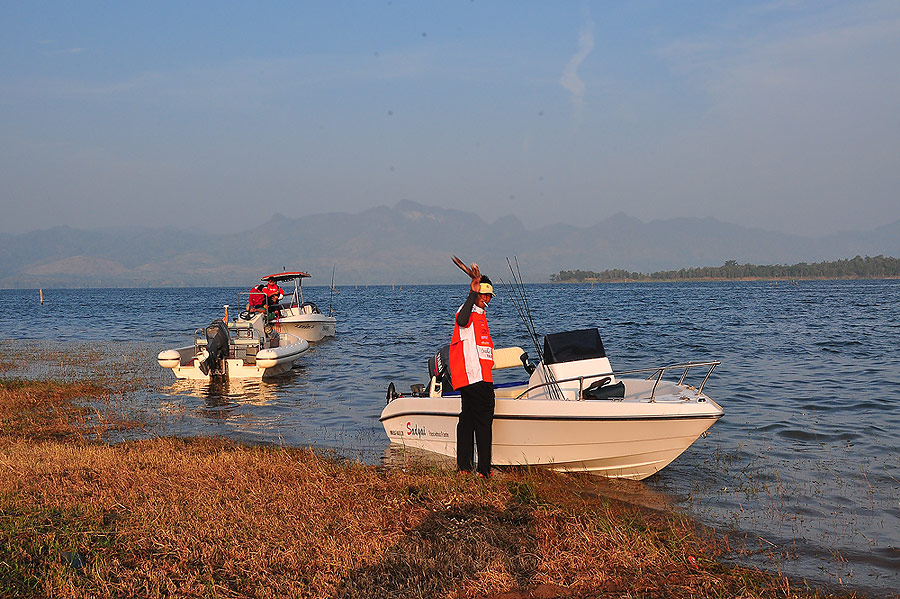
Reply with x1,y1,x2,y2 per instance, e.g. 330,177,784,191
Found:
300,302,321,314
493,346,526,370
582,379,625,400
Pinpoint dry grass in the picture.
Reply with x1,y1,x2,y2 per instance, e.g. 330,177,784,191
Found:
0,379,867,599
0,379,107,441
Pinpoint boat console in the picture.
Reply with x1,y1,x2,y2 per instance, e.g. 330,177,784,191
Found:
524,329,624,401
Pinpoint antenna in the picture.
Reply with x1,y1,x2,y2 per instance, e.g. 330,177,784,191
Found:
329,264,335,317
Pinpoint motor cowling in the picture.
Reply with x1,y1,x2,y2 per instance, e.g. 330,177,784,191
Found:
427,345,453,392
200,320,230,375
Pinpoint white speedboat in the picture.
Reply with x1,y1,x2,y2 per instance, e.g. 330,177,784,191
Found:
381,328,723,480
157,308,309,380
263,271,336,342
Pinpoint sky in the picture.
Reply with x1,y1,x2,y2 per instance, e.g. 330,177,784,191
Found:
2,1,899,238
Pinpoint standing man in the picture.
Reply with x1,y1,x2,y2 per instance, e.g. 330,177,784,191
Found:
449,261,495,477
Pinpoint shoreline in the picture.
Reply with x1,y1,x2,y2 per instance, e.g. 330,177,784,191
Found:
0,378,880,598
554,275,900,284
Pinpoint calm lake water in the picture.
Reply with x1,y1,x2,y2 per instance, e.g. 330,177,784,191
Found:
2,280,898,595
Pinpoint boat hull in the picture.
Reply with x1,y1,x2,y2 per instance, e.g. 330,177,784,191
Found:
380,383,723,480
157,338,309,380
275,314,336,342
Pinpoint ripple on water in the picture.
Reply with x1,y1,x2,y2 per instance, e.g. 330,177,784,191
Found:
775,429,861,443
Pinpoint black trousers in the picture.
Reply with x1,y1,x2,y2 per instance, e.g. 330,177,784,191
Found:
457,380,495,475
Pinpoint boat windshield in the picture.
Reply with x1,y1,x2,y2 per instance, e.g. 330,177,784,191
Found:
543,329,607,364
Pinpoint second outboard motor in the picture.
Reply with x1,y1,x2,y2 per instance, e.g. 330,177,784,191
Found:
199,320,230,375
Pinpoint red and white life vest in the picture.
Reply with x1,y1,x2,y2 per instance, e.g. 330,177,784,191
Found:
264,283,284,302
449,303,494,389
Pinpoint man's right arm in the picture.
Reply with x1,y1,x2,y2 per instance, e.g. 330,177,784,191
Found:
456,291,478,327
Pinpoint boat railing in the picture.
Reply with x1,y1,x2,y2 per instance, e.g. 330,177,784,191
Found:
192,328,206,353
193,324,263,352
514,360,721,402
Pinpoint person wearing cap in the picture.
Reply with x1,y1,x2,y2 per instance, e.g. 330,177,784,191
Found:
262,277,285,320
449,263,496,477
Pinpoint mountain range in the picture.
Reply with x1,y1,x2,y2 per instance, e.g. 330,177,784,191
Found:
2,200,898,288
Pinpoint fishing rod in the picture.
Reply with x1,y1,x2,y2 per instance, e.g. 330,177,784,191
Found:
500,257,565,402
499,270,538,360
502,257,542,361
501,264,564,403
512,256,541,354
500,280,546,382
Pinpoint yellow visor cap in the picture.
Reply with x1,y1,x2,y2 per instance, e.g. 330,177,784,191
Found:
478,283,494,295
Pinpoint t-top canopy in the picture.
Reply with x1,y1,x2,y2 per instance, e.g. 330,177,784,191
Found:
262,271,311,282
543,328,607,365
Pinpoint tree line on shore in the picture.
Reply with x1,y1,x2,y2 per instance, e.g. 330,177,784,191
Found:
551,255,900,282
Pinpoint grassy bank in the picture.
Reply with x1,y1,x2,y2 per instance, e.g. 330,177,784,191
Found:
0,379,864,599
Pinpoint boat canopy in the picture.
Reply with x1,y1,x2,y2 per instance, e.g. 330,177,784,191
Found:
262,271,311,282
543,329,607,364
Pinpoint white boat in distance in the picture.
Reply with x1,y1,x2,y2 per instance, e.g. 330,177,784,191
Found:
264,271,336,342
381,328,723,480
157,309,309,380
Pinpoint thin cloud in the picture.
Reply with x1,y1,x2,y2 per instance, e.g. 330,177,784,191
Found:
37,39,84,54
38,40,85,56
560,20,594,118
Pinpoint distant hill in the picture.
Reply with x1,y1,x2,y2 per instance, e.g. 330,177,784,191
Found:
2,200,899,288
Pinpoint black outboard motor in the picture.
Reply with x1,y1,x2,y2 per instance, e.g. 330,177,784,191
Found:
199,320,230,375
426,345,453,393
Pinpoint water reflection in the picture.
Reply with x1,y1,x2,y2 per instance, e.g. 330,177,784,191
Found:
161,374,300,433
166,376,281,406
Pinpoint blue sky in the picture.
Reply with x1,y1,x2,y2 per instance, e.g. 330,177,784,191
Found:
2,1,899,237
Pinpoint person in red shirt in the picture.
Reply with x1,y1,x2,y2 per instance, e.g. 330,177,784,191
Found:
247,284,267,312
262,277,285,320
449,262,495,477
